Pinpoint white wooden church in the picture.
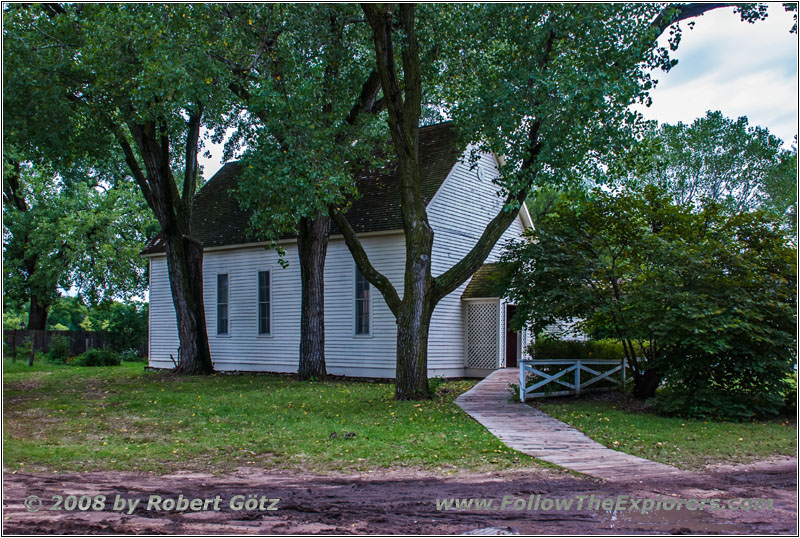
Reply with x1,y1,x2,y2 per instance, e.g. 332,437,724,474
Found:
142,123,532,378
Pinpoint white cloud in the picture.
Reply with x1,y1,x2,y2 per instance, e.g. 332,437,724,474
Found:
637,4,798,145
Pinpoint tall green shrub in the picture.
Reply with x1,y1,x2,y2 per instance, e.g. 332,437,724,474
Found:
503,187,796,417
530,338,626,361
47,334,71,363
73,349,120,367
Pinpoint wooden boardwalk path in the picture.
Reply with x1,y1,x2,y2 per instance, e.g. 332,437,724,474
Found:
456,368,688,481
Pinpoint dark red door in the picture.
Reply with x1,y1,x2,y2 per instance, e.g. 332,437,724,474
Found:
505,305,517,368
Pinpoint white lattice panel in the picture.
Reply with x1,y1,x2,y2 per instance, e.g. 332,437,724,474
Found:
466,302,498,369
499,301,507,368
521,326,532,359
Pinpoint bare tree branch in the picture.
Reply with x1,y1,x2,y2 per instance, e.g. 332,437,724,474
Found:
652,3,731,35
110,125,154,211
182,106,204,213
328,208,402,316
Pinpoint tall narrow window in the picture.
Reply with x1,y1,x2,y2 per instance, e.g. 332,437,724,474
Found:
355,267,370,335
258,271,270,335
217,274,229,335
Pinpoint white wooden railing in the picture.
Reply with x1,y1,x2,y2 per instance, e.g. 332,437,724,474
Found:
518,359,628,402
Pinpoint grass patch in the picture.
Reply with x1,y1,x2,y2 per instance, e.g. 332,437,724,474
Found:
533,393,797,470
3,360,537,474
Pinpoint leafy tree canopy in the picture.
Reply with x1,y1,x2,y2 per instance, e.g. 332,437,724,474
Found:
3,3,255,371
609,111,797,222
208,4,390,243
2,152,155,318
501,186,796,417
432,4,770,199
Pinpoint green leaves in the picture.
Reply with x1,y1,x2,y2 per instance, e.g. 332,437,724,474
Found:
435,4,668,196
214,4,387,242
501,185,797,418
2,154,155,313
611,111,796,224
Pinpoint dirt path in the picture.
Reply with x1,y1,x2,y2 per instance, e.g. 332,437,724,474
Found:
3,458,796,534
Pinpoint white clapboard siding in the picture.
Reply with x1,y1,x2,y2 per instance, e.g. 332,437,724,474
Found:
426,150,525,376
148,149,526,378
323,233,405,377
148,258,180,369
148,232,406,376
540,318,589,341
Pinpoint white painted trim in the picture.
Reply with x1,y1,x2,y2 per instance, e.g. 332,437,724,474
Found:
255,269,273,338
330,228,405,242
147,259,153,364
519,201,534,230
215,271,231,337
497,299,504,369
353,262,373,338
463,298,501,305
463,298,501,371
462,301,469,370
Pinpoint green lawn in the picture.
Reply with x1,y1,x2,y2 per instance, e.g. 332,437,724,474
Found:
3,360,538,474
533,395,797,470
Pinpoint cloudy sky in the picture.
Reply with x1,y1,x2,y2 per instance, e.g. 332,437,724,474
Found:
199,5,798,180
638,3,798,146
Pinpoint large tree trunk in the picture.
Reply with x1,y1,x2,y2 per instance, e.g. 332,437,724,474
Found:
395,296,434,399
394,202,436,399
121,112,213,375
27,294,49,331
297,213,329,380
632,369,662,399
164,233,214,375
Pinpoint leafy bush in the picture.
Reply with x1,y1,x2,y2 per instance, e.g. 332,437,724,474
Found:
529,338,626,361
47,335,71,363
72,349,120,367
120,348,145,362
652,354,793,420
504,187,796,414
783,372,797,415
652,387,774,421
14,337,33,359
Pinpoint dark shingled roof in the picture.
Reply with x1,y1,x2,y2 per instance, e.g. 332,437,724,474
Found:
462,263,507,299
141,122,462,255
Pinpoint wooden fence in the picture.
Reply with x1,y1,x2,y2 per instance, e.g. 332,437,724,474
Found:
3,329,147,362
518,359,628,401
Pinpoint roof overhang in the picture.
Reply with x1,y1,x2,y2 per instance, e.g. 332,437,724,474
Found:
492,152,534,231
140,228,405,258
519,201,534,230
